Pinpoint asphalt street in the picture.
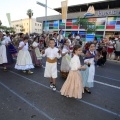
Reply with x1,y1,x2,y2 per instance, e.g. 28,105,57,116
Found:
0,59,120,120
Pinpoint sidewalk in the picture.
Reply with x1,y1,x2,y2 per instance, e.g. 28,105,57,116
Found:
107,54,120,63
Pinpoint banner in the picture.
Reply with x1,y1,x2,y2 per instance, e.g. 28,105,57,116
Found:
61,0,68,23
6,13,11,27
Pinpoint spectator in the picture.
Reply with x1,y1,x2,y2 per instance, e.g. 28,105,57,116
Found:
115,38,120,61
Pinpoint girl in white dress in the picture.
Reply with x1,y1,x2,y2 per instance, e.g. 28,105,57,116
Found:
60,45,86,99
60,39,71,78
81,43,96,94
15,36,34,74
31,37,42,66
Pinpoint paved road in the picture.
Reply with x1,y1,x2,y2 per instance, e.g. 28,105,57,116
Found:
0,60,120,120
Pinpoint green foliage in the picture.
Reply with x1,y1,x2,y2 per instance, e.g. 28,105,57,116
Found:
27,9,33,18
0,20,2,26
0,26,15,33
76,17,96,33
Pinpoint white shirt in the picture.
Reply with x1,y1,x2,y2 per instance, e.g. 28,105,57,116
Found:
1,38,7,45
4,36,11,44
44,47,61,59
108,40,114,48
19,41,28,51
62,46,69,56
70,55,81,70
57,34,64,42
76,36,80,40
68,39,71,45
32,41,39,47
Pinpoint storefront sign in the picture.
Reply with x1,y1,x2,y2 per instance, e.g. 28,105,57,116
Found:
98,10,120,16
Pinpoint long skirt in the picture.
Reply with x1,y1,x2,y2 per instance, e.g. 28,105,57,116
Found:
30,49,41,66
15,50,34,70
0,45,7,64
60,70,84,99
60,55,70,78
8,43,17,55
0,46,14,67
81,64,95,88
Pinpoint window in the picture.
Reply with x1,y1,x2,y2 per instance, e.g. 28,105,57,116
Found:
27,23,28,25
35,23,37,26
38,24,39,26
40,24,41,26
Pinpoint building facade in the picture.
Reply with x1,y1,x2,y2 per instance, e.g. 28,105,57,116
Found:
11,18,42,34
36,1,120,41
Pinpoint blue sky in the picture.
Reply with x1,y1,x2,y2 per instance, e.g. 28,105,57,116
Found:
0,0,106,26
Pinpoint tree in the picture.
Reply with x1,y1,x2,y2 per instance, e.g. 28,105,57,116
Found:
0,20,2,26
20,25,25,32
76,17,96,33
27,9,33,35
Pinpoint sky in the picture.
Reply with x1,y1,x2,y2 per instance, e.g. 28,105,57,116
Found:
0,0,106,26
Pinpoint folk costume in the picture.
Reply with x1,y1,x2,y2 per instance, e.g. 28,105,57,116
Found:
60,45,71,78
15,41,34,70
43,47,61,78
81,50,96,88
60,55,84,99
31,41,42,66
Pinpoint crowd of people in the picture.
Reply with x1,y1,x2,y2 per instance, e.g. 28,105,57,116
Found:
0,30,120,99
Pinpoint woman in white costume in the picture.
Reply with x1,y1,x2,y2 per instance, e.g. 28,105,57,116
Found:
15,36,34,74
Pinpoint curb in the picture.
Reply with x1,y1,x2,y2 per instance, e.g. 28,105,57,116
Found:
107,59,120,63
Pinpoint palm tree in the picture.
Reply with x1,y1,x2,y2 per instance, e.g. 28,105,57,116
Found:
27,9,33,35
0,20,2,26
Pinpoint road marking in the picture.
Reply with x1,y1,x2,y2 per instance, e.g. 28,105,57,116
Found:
9,70,120,117
95,74,120,82
0,82,54,120
94,80,120,89
42,67,120,83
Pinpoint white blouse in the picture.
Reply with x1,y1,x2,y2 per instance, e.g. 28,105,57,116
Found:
43,47,61,59
32,41,39,47
19,41,28,51
70,55,81,70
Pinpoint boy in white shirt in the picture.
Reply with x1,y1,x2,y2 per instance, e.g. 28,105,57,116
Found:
42,39,61,91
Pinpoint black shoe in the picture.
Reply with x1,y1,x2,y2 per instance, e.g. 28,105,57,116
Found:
85,88,91,94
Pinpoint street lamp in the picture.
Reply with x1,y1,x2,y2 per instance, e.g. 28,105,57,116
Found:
36,0,48,24
36,1,60,32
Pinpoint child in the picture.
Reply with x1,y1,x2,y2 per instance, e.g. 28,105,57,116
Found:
60,39,71,78
31,37,42,67
81,43,96,94
97,47,107,66
15,36,34,74
60,45,86,99
0,31,14,71
42,39,61,91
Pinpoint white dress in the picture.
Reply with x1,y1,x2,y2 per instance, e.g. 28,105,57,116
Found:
0,39,7,64
43,47,61,78
15,41,34,70
84,57,95,88
60,46,71,77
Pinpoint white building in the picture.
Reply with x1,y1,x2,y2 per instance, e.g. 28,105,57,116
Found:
11,18,42,34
